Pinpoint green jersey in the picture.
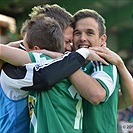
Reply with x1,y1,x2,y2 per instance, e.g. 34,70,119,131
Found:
83,61,120,133
28,52,119,133
28,52,83,133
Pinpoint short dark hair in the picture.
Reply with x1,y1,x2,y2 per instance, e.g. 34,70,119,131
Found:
73,9,106,36
25,14,64,52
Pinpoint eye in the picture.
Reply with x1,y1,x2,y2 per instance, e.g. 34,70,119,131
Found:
74,31,81,36
87,31,93,36
87,29,95,36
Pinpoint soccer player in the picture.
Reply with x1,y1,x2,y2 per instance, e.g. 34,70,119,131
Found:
69,9,131,132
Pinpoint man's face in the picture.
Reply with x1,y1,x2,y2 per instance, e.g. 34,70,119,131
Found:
73,17,106,50
64,26,74,52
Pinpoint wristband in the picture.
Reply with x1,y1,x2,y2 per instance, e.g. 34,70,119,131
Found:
76,48,90,59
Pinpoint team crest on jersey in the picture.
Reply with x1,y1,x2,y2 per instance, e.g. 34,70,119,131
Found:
28,95,36,118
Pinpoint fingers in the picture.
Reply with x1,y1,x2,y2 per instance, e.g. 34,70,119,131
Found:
96,52,108,58
86,49,109,65
89,47,111,58
87,51,109,65
89,47,104,52
89,46,109,53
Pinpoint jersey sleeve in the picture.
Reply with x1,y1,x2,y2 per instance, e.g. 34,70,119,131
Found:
90,61,120,102
21,51,85,91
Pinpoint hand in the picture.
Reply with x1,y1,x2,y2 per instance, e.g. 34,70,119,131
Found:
89,46,123,67
86,49,109,65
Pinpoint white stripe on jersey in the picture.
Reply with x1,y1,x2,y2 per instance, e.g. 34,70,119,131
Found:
91,65,118,100
31,112,37,133
74,99,83,129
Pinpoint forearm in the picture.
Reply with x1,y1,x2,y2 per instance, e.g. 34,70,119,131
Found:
69,69,106,105
117,61,133,109
0,44,31,66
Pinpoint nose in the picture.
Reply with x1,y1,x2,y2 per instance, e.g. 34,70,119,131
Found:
80,33,87,42
64,42,72,52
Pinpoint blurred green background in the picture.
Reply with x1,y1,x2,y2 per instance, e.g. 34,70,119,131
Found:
0,0,133,74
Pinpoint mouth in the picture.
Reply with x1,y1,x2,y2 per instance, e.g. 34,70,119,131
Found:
78,45,90,48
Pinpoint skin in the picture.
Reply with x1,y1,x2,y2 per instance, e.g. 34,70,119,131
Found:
73,18,106,50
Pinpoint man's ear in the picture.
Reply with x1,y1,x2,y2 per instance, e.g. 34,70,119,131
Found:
33,46,41,50
100,34,107,47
